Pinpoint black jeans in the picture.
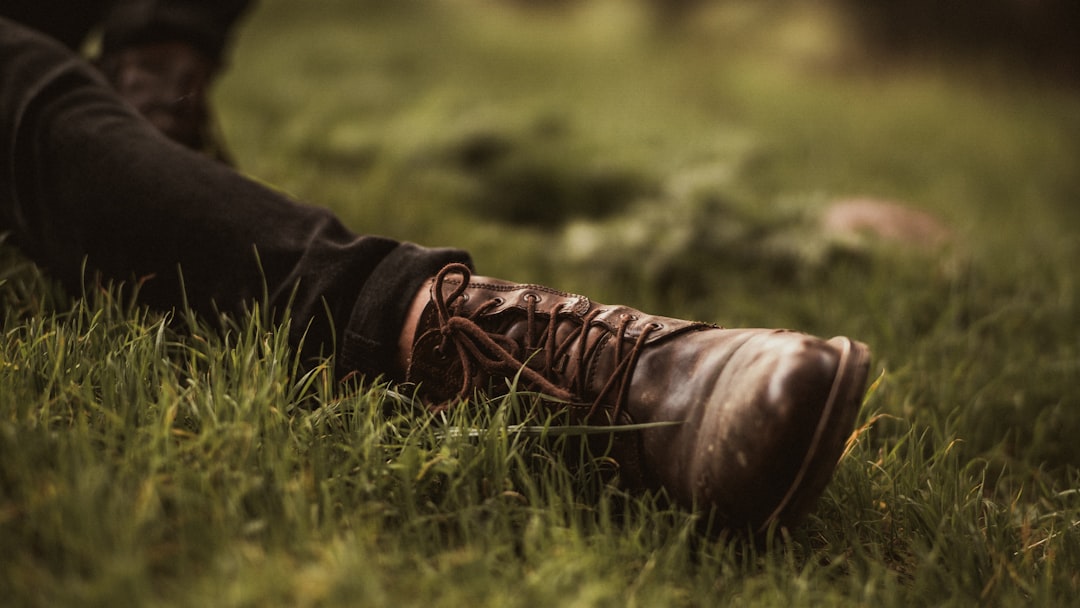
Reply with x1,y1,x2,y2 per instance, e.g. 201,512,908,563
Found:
0,16,472,379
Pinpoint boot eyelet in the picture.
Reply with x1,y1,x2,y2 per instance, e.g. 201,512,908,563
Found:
523,292,541,303
492,297,505,306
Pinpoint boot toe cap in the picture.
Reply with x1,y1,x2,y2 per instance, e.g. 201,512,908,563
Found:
643,330,868,531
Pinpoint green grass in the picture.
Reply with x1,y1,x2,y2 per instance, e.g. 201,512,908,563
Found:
3,0,1080,605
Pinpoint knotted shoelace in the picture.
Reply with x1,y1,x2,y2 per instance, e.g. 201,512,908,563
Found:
430,263,658,420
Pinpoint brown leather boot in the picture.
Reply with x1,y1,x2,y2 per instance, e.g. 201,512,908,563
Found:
96,41,232,163
403,263,871,532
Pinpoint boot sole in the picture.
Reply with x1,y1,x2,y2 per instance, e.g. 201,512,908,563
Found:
758,336,872,531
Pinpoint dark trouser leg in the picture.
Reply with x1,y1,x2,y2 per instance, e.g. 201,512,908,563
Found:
0,17,471,378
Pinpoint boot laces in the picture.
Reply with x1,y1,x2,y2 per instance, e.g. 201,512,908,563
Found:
430,264,657,420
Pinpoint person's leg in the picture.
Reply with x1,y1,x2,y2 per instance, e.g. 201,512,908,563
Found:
0,2,250,157
95,39,225,156
0,16,470,376
95,0,255,158
0,16,872,533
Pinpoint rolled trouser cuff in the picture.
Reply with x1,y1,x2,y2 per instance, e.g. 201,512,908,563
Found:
339,242,472,382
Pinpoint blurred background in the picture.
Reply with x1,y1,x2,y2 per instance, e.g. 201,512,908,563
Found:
644,0,1080,82
218,0,1078,292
